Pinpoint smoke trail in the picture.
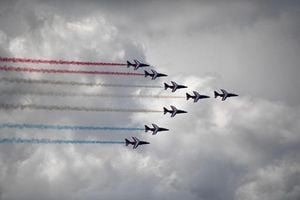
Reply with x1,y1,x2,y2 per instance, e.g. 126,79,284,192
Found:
0,123,144,131
0,66,144,76
0,90,185,99
0,103,162,113
0,137,125,144
0,77,162,88
0,57,126,66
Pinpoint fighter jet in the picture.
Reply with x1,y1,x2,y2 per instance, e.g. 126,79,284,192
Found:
145,123,169,135
214,89,238,101
186,91,210,103
163,105,187,117
164,81,188,92
125,137,150,149
144,69,168,80
127,59,150,70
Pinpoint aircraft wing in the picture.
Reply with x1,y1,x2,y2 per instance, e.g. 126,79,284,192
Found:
132,137,139,149
194,91,200,102
171,82,178,92
134,60,140,70
221,89,228,101
221,89,228,95
152,124,159,135
151,70,158,80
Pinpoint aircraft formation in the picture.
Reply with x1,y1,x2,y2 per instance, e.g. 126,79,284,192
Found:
0,56,238,149
124,59,238,149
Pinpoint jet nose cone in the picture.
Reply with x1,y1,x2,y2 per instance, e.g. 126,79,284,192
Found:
203,95,210,99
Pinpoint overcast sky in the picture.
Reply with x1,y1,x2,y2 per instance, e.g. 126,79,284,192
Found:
0,0,300,200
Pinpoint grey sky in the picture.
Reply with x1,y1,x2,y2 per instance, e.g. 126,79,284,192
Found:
0,0,300,200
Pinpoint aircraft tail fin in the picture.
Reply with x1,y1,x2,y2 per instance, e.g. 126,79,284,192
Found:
214,91,221,98
163,107,168,115
127,61,132,68
144,70,151,77
125,138,130,146
144,125,150,132
164,83,170,90
186,93,192,100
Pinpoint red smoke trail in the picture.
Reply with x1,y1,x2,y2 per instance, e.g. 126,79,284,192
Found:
0,66,144,76
0,57,126,66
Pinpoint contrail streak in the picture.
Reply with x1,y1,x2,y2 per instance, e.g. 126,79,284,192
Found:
0,103,162,113
0,57,126,66
0,66,144,76
0,77,162,88
0,123,144,131
0,90,185,99
0,137,125,144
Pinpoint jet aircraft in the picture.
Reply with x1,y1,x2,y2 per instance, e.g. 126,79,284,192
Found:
164,81,188,92
144,69,168,80
163,105,187,117
186,91,210,102
127,59,150,70
125,137,150,149
145,123,169,135
214,89,238,101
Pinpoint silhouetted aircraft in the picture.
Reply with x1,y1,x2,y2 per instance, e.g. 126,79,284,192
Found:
214,89,238,101
164,81,187,92
145,123,169,135
144,69,168,80
186,91,210,102
125,137,150,149
163,105,187,117
127,59,150,70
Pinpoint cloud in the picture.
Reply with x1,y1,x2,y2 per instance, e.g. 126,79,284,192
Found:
236,160,300,200
0,0,300,200
133,75,300,200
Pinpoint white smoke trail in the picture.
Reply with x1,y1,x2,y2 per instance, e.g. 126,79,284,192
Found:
0,90,184,99
0,103,162,113
0,77,162,88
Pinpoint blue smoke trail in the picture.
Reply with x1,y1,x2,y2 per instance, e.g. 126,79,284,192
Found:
0,137,125,144
0,123,144,131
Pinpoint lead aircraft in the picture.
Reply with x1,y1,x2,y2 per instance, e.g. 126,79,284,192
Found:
214,89,238,101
